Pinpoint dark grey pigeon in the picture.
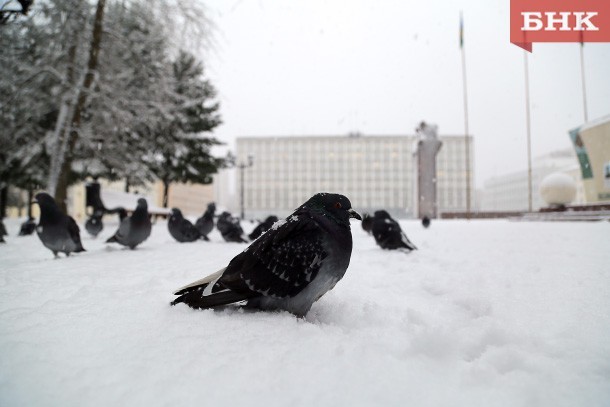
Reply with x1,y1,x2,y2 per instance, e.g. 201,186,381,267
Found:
105,198,151,249
195,202,215,241
171,193,362,317
0,219,7,243
421,216,431,228
361,212,373,235
216,211,248,243
248,215,279,241
168,208,201,243
33,192,86,257
19,217,37,236
372,210,417,252
85,210,104,237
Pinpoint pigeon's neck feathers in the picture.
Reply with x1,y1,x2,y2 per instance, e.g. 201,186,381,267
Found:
39,203,64,224
131,205,148,222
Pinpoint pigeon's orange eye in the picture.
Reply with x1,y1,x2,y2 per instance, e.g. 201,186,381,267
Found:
334,202,342,209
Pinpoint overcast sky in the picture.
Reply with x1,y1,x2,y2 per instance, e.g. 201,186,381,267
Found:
202,0,610,188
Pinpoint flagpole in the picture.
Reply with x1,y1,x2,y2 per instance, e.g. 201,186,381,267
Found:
580,41,589,122
524,51,533,212
460,11,471,219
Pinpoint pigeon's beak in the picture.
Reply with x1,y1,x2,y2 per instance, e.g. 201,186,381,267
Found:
348,209,362,221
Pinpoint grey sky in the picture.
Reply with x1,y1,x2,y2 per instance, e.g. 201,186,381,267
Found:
202,0,610,188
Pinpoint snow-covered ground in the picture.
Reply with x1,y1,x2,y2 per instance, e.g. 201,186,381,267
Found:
1,217,609,407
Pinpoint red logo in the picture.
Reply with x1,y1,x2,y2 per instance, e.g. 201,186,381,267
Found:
510,0,610,51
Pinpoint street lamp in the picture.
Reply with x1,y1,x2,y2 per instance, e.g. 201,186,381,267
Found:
238,154,254,220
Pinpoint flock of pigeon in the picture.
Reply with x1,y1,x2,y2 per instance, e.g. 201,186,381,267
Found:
2,191,423,317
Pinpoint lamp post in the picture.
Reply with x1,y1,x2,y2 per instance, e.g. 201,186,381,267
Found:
238,154,254,220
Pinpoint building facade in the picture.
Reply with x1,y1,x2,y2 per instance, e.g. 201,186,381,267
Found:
570,115,610,203
229,134,475,219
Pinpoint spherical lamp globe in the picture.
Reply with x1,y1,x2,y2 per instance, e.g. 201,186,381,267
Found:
539,172,577,207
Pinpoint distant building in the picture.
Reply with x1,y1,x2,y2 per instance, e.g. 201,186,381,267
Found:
435,134,477,214
219,134,475,219
481,149,585,211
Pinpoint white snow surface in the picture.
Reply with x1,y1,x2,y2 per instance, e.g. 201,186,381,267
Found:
1,218,609,407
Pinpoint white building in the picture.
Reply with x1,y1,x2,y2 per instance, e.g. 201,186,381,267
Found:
481,149,585,212
217,134,475,219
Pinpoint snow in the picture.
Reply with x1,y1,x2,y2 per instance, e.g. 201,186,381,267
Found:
1,218,609,407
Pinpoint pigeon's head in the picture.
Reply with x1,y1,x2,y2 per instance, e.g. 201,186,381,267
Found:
304,193,362,225
170,208,183,218
374,210,391,219
33,192,58,209
361,213,373,232
136,198,148,209
207,202,216,211
265,215,279,224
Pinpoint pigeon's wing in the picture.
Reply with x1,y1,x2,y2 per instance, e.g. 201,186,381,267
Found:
220,215,328,298
181,219,201,240
388,218,416,250
373,220,395,248
107,218,131,243
67,217,86,251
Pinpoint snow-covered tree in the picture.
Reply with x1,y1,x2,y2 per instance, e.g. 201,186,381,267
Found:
142,50,224,208
2,0,222,213
0,7,58,216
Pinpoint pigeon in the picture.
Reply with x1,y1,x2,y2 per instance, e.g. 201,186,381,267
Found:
18,217,37,236
33,192,86,257
361,212,373,235
85,210,104,237
371,210,417,251
216,211,248,243
248,215,279,240
168,208,201,243
421,216,431,228
171,192,362,317
0,219,7,243
105,198,151,249
195,202,215,241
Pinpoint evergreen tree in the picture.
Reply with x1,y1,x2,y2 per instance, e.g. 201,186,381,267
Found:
143,51,224,207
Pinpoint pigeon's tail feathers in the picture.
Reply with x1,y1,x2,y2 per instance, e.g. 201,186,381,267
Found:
171,288,251,309
76,246,86,252
171,267,256,308
401,234,417,251
173,268,226,296
105,235,117,243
